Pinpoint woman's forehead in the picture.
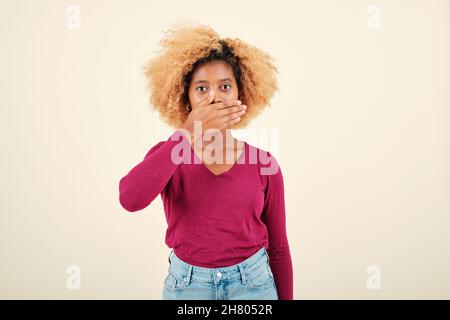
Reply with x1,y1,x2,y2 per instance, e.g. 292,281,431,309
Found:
191,61,234,82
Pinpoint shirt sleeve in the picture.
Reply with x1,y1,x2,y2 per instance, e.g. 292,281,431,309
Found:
260,152,294,300
118,129,190,212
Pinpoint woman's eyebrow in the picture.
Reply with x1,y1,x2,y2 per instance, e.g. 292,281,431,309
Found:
193,78,232,84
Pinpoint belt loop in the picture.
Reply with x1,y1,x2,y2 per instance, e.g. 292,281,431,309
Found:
183,265,193,286
168,250,173,264
264,247,270,263
238,263,247,285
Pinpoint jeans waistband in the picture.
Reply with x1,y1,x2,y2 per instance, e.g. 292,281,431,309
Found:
167,247,270,286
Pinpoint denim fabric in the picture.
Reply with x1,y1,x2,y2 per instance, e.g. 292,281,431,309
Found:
162,247,278,300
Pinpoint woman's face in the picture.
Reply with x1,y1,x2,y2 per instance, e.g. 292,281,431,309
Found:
188,60,239,110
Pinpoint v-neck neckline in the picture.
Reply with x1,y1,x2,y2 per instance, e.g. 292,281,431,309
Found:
189,141,247,177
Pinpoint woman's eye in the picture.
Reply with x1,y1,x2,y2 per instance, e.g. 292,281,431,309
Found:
196,86,207,92
195,84,231,92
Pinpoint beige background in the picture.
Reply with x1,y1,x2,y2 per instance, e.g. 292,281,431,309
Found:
0,0,449,299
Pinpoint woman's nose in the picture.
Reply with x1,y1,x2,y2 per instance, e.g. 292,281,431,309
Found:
212,93,225,104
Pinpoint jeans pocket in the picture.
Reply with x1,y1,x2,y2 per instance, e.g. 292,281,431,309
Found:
247,263,274,288
163,272,178,290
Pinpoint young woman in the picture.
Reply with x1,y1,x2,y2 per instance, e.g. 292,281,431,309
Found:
119,23,293,300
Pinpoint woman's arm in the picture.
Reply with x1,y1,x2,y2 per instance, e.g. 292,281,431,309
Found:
118,129,189,212
260,153,294,300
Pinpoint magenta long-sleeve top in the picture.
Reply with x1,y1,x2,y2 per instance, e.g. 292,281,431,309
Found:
119,129,293,300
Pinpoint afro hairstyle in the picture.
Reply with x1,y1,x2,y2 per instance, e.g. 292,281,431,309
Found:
142,22,279,129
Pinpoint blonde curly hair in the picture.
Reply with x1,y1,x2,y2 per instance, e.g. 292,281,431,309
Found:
142,22,279,129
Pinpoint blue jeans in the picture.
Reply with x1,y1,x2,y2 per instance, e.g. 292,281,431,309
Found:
162,247,278,300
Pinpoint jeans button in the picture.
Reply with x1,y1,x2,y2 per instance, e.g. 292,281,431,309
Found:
216,272,222,279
